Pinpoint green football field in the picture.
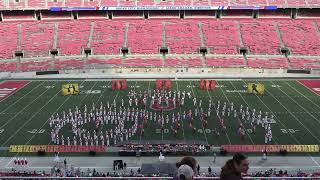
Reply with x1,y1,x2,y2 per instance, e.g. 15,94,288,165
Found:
0,79,320,147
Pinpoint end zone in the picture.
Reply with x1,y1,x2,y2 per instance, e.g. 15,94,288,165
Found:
0,80,31,102
297,80,320,96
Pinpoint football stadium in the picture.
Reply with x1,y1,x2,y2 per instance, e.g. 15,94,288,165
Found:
0,0,320,179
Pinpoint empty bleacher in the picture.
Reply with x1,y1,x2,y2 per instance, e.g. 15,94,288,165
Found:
90,20,125,55
87,58,123,67
128,21,162,54
289,58,320,69
54,58,84,70
20,22,55,58
20,60,51,71
0,17,320,72
165,20,201,54
278,20,320,56
123,57,163,67
0,23,17,59
247,57,289,69
202,20,240,54
240,20,281,55
205,57,246,68
57,20,91,56
166,57,202,67
0,62,17,72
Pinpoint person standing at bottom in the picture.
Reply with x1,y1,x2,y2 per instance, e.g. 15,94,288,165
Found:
220,153,249,180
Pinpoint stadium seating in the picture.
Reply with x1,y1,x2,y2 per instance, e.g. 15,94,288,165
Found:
193,0,210,6
278,20,320,55
123,58,163,67
20,60,52,71
82,0,101,7
0,62,17,72
229,0,248,6
57,21,91,55
202,21,240,54
54,58,84,70
289,58,320,69
239,20,281,55
87,58,123,66
28,0,46,9
101,0,118,6
128,21,162,54
0,23,17,59
91,20,125,55
174,0,193,5
165,20,201,54
155,0,175,6
244,0,267,6
268,0,287,6
205,57,246,67
306,0,320,6
21,22,55,58
247,57,289,69
119,0,137,6
47,0,65,7
166,57,202,67
287,0,306,6
136,0,154,6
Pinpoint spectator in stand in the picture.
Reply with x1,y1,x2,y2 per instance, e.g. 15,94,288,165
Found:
220,153,249,180
177,164,195,180
175,156,197,180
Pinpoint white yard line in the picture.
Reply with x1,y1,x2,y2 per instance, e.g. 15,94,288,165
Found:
189,81,209,145
47,81,101,146
139,81,150,144
0,80,31,103
0,81,46,114
0,82,57,130
175,81,186,143
241,80,301,145
259,80,320,144
1,81,85,147
218,81,255,144
231,81,282,144
206,82,232,145
285,81,320,110
297,80,320,97
270,81,320,126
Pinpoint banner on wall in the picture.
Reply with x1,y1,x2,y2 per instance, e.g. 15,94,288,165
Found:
50,6,277,11
221,145,319,153
9,145,105,153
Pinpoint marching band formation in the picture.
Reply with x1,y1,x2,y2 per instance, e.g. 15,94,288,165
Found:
49,88,274,146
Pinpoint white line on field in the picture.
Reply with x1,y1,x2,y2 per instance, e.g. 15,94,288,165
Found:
261,81,320,144
241,80,301,144
220,81,255,144
0,81,45,114
0,81,54,131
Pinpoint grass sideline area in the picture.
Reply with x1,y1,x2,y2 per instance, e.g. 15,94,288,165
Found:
0,79,320,155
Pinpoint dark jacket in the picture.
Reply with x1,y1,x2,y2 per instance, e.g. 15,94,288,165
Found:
220,160,243,180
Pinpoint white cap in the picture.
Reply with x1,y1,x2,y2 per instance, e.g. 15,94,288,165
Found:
177,165,194,180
